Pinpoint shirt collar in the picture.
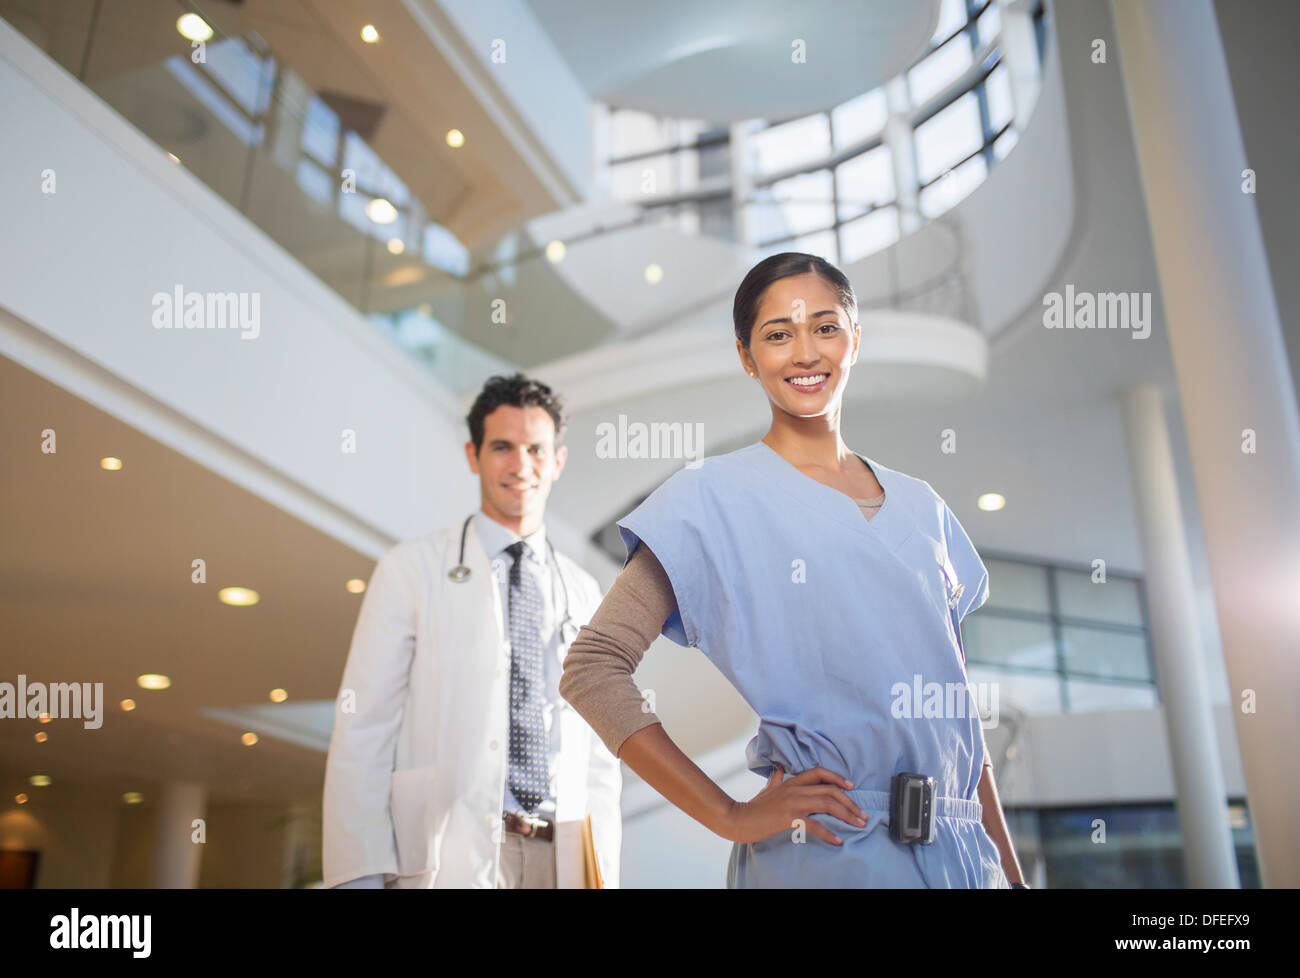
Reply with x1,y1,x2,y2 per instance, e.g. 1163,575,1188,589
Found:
473,509,547,564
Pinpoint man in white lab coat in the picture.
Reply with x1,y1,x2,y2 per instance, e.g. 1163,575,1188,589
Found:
323,374,621,888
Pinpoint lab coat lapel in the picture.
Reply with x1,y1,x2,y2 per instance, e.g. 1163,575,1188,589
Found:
432,522,509,887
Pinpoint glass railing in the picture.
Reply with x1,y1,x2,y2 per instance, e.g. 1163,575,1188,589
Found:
0,0,516,391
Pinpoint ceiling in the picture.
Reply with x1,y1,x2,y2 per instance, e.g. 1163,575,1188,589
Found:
0,355,372,809
525,0,938,121
0,0,566,248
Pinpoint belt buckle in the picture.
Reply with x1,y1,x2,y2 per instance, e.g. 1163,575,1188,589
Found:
521,813,549,837
889,772,936,845
509,811,552,839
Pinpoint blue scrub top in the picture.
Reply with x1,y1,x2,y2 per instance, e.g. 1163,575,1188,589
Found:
618,440,1008,888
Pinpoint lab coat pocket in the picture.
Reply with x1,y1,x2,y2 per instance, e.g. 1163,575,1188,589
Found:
390,765,445,879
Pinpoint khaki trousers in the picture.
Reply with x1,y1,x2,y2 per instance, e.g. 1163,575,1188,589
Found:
495,830,557,888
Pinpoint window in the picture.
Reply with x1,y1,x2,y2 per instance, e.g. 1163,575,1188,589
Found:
836,146,893,221
915,92,984,185
604,109,721,203
985,63,1015,134
918,152,986,217
749,114,831,176
977,2,1001,47
593,0,1048,275
301,96,340,168
838,206,898,263
423,223,470,278
832,89,888,148
1030,801,1260,888
203,37,272,117
765,170,835,239
993,127,1019,160
963,555,1156,715
908,32,973,106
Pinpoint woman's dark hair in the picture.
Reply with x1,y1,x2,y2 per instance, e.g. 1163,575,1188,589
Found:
732,252,858,348
466,373,566,454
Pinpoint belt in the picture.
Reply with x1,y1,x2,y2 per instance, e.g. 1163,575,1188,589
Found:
502,811,554,842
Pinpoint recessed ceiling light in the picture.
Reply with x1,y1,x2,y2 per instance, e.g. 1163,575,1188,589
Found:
346,579,366,594
176,13,213,42
382,266,427,288
269,688,287,703
644,264,663,284
123,792,144,805
15,793,28,805
34,732,48,743
365,198,397,224
445,129,464,148
120,698,136,711
29,775,51,787
386,238,405,255
977,493,1006,511
137,674,171,690
37,713,51,724
100,457,123,470
241,732,259,746
361,24,380,43
545,240,566,263
218,587,259,607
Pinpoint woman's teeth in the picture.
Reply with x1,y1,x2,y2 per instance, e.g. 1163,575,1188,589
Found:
787,374,829,386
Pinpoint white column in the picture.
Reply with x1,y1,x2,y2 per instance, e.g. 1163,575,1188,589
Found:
1121,385,1239,888
884,76,920,235
1112,0,1300,887
728,121,753,247
149,781,207,888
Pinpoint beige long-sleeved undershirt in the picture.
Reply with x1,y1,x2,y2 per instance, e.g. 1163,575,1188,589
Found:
558,492,885,757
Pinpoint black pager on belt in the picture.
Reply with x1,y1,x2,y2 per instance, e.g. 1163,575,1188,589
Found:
889,772,936,845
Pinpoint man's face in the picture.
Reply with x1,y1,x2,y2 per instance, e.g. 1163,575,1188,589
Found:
465,405,566,524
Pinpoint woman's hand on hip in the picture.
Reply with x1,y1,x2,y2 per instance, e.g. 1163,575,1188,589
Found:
723,765,867,845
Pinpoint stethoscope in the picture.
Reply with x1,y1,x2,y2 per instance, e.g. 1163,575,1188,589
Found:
449,513,576,641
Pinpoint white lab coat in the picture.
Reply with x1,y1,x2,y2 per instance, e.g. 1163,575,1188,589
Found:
322,520,622,888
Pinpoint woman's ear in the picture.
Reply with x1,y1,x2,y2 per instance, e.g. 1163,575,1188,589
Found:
849,321,861,366
736,338,756,378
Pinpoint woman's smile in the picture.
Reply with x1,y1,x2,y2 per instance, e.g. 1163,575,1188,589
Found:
785,371,830,393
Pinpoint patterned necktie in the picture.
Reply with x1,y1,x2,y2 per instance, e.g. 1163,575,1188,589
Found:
505,541,548,813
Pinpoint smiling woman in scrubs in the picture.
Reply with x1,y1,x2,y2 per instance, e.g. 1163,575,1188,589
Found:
560,252,1027,888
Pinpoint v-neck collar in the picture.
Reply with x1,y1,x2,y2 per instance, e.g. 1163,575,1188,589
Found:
748,440,915,552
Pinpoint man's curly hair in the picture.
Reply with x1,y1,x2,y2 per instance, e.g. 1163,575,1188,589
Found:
465,373,567,454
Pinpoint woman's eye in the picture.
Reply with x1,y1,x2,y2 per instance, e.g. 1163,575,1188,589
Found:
817,322,839,332
766,330,788,341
